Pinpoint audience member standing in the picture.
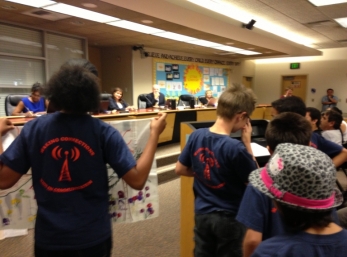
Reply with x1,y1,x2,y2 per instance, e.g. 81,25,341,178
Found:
175,83,258,257
322,88,338,112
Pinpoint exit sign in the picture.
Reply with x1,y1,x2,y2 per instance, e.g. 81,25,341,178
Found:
290,63,300,69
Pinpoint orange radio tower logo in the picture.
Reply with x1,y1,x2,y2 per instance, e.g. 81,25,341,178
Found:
52,146,80,182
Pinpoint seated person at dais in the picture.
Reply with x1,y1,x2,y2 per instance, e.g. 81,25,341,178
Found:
146,84,165,107
204,90,217,106
108,87,133,113
12,83,48,117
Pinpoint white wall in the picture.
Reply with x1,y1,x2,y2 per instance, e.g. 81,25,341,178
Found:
253,48,347,111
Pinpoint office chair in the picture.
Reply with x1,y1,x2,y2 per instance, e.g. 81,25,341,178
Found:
100,93,112,112
198,95,207,105
4,94,29,116
138,94,150,109
178,94,195,107
100,93,111,101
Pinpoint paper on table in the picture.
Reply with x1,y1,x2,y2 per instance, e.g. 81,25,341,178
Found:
2,128,20,151
251,142,270,157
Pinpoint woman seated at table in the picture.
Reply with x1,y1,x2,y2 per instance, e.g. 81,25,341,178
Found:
108,87,132,113
204,90,217,106
12,82,48,117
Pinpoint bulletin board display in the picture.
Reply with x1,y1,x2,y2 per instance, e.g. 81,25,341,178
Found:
153,58,230,100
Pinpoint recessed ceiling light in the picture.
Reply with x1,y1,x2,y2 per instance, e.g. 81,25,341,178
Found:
81,3,97,8
141,20,153,24
1,4,17,10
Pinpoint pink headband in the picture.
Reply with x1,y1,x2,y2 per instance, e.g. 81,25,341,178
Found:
260,168,335,209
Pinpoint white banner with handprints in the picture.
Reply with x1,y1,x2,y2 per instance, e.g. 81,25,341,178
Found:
0,118,158,239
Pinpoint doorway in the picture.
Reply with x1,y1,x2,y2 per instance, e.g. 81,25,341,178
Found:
281,75,307,101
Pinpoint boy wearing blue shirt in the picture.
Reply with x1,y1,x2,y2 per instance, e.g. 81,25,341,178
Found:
175,84,258,257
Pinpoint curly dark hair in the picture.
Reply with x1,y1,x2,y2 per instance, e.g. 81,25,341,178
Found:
60,58,98,77
265,112,311,151
31,82,43,93
45,64,100,113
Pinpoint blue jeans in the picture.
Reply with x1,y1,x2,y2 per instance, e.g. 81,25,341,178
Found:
194,212,245,257
35,237,112,257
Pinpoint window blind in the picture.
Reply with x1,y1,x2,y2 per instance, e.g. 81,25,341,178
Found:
46,33,85,77
0,23,43,57
0,56,45,88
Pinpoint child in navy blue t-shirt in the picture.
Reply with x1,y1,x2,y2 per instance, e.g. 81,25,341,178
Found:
250,143,347,257
0,59,167,257
175,83,258,257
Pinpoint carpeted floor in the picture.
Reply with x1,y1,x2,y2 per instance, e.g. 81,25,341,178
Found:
0,178,181,257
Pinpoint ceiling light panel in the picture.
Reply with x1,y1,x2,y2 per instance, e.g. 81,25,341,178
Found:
335,17,347,28
236,50,261,55
212,45,244,52
186,39,223,47
44,3,118,23
108,20,164,34
308,0,347,6
5,0,56,8
153,32,197,42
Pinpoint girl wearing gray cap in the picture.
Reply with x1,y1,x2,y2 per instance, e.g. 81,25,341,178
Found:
250,143,347,257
